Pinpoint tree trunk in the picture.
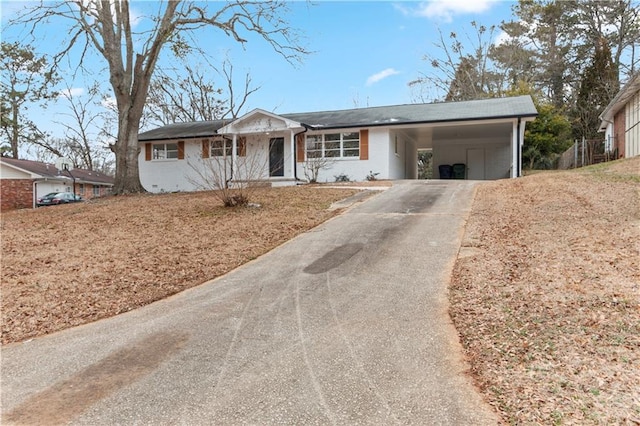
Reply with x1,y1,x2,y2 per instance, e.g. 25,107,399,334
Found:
11,101,19,159
112,111,145,194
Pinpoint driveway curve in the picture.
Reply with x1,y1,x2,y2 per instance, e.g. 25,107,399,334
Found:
1,180,498,425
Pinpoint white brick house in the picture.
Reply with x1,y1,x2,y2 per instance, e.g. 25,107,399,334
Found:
138,96,538,193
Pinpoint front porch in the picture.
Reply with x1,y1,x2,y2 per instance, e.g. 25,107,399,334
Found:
219,109,307,186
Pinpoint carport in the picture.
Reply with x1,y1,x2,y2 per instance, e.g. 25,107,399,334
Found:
386,98,537,180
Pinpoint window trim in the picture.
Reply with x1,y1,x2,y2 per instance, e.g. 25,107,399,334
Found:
210,137,233,157
152,142,179,161
305,132,361,159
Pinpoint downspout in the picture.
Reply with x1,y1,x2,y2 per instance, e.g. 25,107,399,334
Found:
293,126,309,182
227,136,234,188
517,118,522,178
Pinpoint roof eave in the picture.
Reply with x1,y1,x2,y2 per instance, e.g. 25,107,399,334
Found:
304,113,539,131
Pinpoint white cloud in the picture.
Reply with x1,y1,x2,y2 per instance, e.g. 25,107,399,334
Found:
494,29,511,46
101,96,117,111
409,0,500,22
58,87,85,98
366,68,401,86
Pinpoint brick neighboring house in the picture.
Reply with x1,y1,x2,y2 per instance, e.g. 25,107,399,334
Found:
599,72,640,159
0,157,114,211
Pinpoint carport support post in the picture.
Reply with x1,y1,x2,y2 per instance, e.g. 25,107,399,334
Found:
290,129,296,180
518,118,524,177
511,120,519,178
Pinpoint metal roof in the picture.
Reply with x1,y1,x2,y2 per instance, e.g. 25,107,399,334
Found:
138,96,538,141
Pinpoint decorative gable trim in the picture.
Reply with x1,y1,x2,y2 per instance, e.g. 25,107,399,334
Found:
218,108,305,135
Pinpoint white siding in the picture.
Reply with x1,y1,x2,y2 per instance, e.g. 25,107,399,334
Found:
139,134,297,193
626,90,640,157
0,165,31,179
388,131,407,180
297,128,390,183
139,140,200,193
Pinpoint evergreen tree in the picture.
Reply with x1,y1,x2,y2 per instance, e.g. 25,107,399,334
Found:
0,42,58,159
573,38,618,140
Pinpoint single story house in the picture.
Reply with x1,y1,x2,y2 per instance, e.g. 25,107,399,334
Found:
0,157,114,211
138,95,538,193
599,71,640,159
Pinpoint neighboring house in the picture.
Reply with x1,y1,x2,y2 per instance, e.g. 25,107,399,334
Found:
138,95,538,193
599,72,640,159
0,157,114,211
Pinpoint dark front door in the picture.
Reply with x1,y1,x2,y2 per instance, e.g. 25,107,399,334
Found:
269,137,285,177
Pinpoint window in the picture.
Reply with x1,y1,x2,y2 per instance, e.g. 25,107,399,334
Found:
153,143,178,160
210,138,233,157
93,186,101,196
305,132,360,158
306,135,323,158
79,184,85,195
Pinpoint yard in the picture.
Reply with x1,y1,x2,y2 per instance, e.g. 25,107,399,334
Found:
1,158,638,424
451,157,640,424
0,186,362,344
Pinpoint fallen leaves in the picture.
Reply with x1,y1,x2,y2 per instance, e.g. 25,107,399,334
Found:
450,157,640,424
0,186,361,345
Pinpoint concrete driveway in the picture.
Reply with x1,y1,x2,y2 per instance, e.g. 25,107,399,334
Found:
1,180,498,425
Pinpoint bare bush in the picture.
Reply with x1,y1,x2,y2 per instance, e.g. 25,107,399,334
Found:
303,156,335,183
187,142,268,207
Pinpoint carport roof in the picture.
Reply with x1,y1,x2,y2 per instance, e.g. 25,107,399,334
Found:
138,95,538,141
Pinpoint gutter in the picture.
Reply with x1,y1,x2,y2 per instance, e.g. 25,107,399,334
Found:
298,113,540,132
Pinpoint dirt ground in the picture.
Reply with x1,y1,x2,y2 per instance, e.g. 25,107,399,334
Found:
451,157,640,425
2,159,638,424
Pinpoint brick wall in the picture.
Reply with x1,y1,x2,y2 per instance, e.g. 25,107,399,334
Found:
614,109,626,158
1,179,33,211
74,183,110,199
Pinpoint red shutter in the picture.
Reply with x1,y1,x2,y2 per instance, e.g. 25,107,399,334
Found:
145,143,152,161
177,141,185,159
360,129,369,160
202,139,210,158
296,134,305,162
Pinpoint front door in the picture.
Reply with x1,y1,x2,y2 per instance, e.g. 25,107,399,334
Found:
269,138,284,177
467,148,485,180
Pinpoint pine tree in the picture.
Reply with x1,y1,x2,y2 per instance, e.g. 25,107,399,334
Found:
574,38,619,140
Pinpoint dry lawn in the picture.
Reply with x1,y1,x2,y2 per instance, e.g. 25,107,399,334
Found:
451,157,640,425
2,159,638,424
1,186,361,344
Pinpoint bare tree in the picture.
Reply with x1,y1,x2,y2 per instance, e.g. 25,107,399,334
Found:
24,83,116,173
12,1,308,194
409,22,501,102
145,57,260,126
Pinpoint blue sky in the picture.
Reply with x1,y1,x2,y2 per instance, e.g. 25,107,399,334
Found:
1,0,516,145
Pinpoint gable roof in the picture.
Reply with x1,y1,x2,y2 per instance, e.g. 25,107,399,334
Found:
0,157,114,185
138,95,538,141
217,108,306,134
